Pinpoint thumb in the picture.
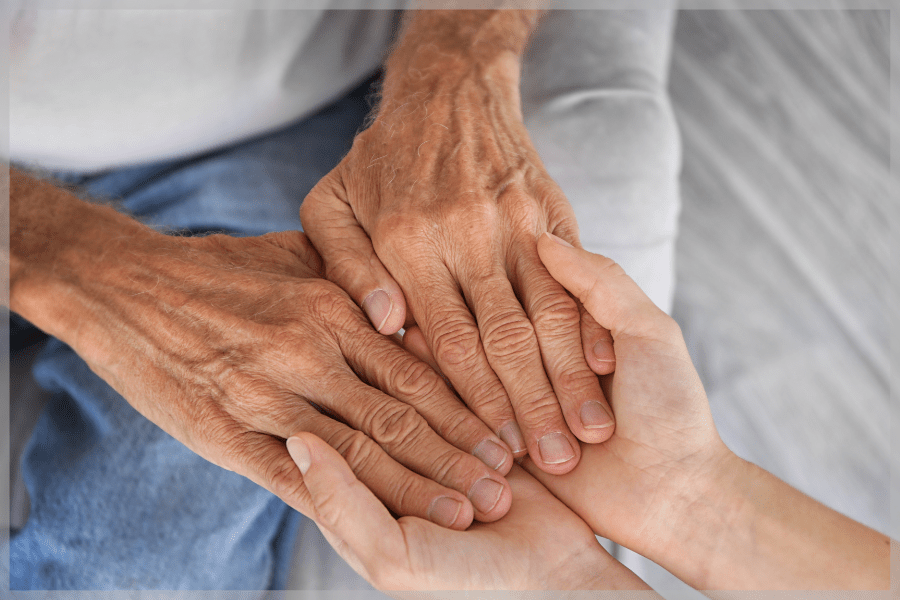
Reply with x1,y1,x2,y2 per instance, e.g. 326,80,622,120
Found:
537,232,670,340
300,175,407,334
286,433,403,579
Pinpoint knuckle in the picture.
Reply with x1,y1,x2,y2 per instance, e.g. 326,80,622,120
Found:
364,403,430,451
389,359,444,400
513,390,563,425
221,370,297,422
555,365,602,396
582,258,626,301
332,430,381,473
192,402,243,446
432,323,481,368
538,184,578,229
436,410,484,445
531,292,580,333
481,315,536,360
597,256,628,278
312,482,359,531
216,435,247,473
384,470,418,517
305,278,342,304
265,322,314,356
298,199,313,223
305,280,354,321
322,251,377,295
460,376,511,419
299,174,340,223
430,448,476,485
264,454,307,501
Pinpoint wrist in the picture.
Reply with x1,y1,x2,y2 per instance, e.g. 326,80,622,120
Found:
646,448,891,589
10,172,167,347
701,457,890,589
579,555,655,591
640,446,749,590
543,545,650,590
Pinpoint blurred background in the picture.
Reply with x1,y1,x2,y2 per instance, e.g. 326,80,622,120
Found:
627,8,894,596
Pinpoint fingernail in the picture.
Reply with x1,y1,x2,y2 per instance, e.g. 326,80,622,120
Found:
498,422,527,456
592,340,615,362
362,289,393,333
580,401,614,429
538,432,575,465
286,437,311,475
545,232,575,248
473,439,508,471
428,496,463,528
468,478,503,514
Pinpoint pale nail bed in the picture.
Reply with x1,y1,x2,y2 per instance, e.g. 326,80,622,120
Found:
498,422,527,455
580,401,614,429
538,432,575,465
468,478,503,514
428,496,463,528
473,439,508,471
592,340,615,361
362,289,393,332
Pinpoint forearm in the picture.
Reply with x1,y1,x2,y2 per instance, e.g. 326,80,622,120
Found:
380,9,542,117
360,8,548,226
9,168,168,355
655,453,891,590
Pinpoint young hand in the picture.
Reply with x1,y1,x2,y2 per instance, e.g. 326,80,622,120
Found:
526,232,891,590
285,431,655,592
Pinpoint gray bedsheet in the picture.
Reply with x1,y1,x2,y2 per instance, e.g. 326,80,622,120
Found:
618,9,894,595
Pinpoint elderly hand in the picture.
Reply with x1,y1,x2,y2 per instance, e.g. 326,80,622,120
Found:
300,10,616,476
285,431,654,592
10,173,514,528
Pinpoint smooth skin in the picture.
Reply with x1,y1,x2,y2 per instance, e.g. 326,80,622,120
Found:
287,232,891,591
301,9,618,475
528,233,892,590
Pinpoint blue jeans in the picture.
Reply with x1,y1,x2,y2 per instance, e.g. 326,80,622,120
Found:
11,10,683,590
11,77,374,590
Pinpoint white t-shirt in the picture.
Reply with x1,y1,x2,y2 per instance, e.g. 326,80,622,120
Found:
10,3,398,171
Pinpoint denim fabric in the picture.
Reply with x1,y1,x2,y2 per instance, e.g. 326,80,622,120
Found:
11,10,684,590
11,77,374,590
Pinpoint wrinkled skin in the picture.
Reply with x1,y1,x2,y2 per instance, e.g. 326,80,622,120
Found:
301,46,618,476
